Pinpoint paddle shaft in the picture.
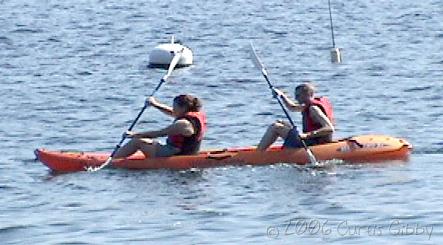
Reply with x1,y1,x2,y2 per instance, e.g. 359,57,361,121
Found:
107,79,165,160
261,73,312,151
249,43,317,164
89,49,183,171
263,75,295,126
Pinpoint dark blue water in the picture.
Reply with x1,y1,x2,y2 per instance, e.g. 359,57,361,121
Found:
1,0,442,244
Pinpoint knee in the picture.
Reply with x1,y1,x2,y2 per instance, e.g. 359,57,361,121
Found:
269,122,284,132
127,138,141,147
271,122,291,136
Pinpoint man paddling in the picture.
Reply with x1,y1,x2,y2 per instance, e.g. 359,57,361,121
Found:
257,82,335,151
114,94,207,158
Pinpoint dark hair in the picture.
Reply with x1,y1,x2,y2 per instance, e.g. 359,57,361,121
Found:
173,94,202,112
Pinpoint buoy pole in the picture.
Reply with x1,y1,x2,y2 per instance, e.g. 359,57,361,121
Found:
328,0,342,63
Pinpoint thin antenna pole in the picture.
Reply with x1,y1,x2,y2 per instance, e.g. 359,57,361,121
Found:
328,0,336,48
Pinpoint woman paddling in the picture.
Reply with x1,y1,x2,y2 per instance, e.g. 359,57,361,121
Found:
257,82,335,151
114,94,207,158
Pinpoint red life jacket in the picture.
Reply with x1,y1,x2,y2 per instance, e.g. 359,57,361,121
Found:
166,111,207,155
302,97,334,143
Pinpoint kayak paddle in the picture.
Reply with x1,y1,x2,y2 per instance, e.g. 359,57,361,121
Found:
87,49,183,171
249,42,318,166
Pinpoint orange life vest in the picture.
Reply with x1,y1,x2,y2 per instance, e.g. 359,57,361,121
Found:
302,97,334,143
166,111,207,155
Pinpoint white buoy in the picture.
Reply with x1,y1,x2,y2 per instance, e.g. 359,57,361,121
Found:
149,36,193,68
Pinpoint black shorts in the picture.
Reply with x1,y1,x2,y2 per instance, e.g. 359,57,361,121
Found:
282,128,323,149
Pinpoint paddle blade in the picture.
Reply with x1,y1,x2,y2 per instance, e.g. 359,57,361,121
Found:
306,149,319,167
86,157,112,172
162,48,183,81
249,42,268,77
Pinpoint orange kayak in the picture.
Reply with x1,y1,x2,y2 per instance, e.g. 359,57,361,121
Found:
35,135,412,172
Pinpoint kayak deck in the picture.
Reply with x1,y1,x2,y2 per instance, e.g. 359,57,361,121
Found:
35,135,412,172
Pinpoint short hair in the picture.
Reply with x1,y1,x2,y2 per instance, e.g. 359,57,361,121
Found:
295,82,316,96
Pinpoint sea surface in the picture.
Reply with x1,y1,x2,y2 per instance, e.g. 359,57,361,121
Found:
1,0,442,244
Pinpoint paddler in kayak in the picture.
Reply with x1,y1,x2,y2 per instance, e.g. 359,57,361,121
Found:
257,82,335,151
113,94,207,158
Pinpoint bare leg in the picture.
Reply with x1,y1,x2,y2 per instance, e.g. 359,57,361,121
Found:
113,138,139,158
114,138,158,158
257,121,291,151
136,138,160,158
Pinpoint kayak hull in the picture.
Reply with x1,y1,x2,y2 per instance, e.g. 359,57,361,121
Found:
35,135,412,172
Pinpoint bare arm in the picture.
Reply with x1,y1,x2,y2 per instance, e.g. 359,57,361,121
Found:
131,119,195,138
273,89,304,112
280,94,305,112
304,106,334,139
148,97,174,117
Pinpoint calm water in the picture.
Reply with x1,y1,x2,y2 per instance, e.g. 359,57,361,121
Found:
1,0,442,244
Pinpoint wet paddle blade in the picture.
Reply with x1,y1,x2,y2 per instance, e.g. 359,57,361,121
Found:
249,42,269,77
306,149,319,167
162,49,183,81
86,157,111,172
